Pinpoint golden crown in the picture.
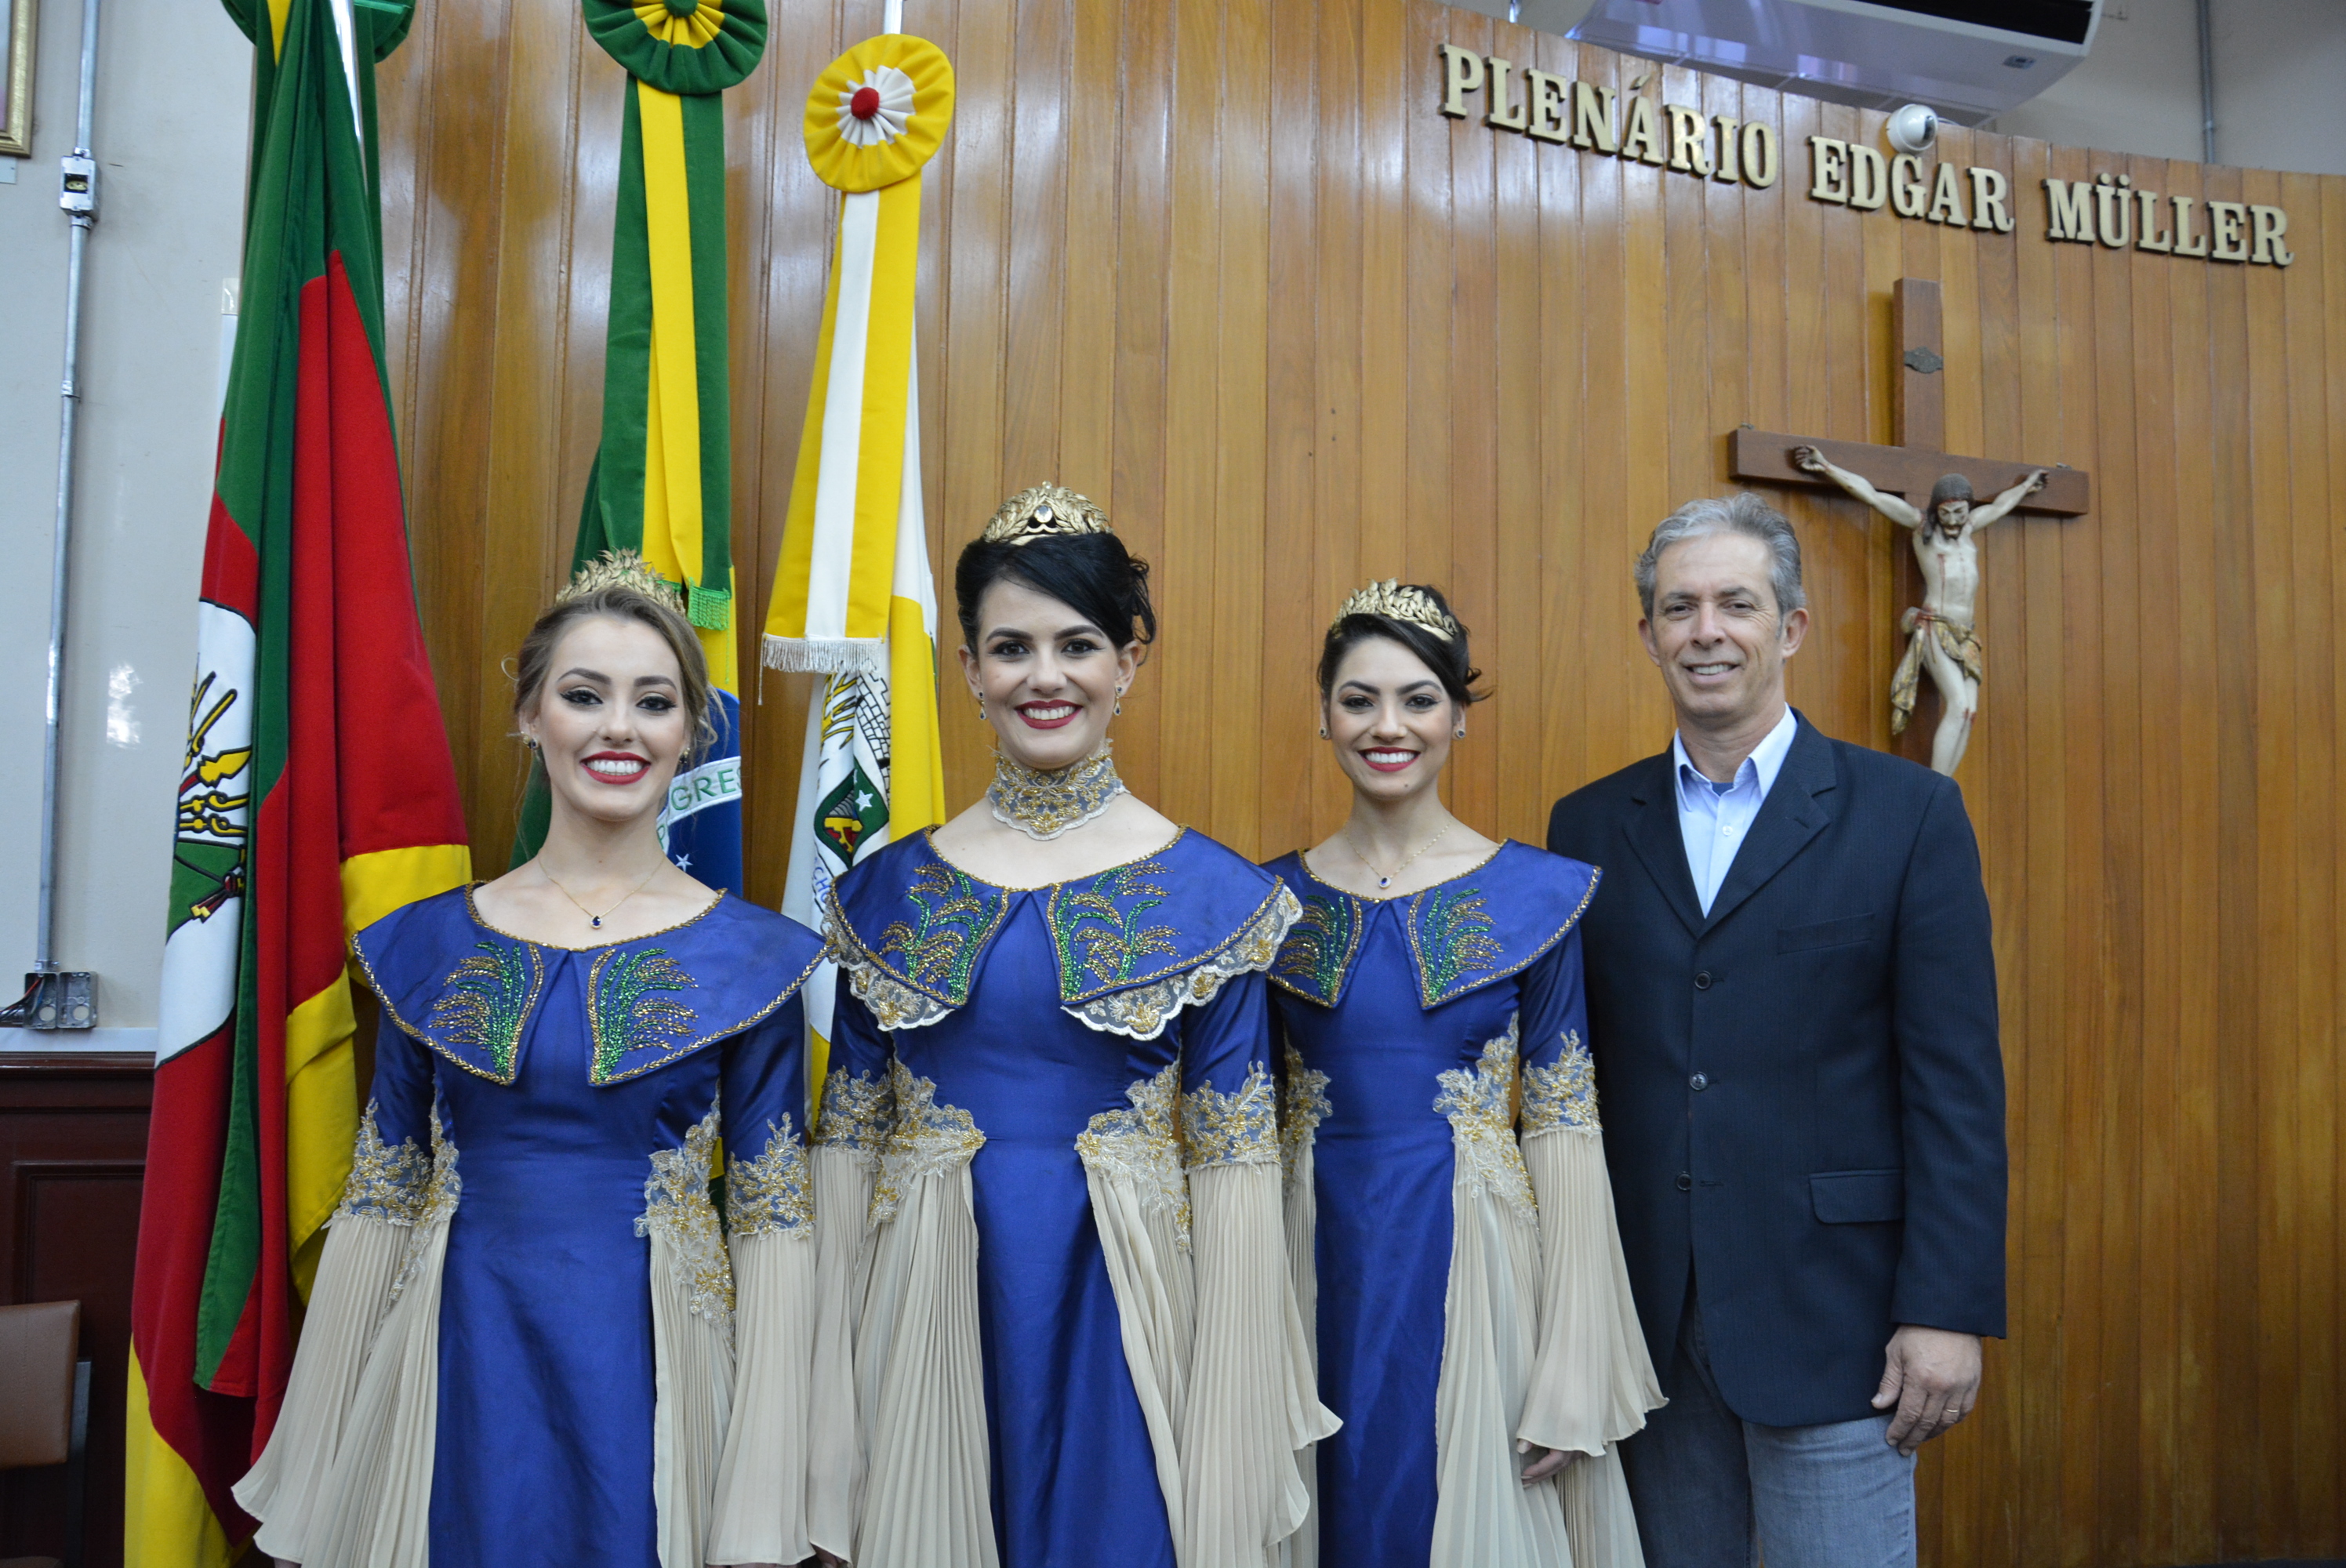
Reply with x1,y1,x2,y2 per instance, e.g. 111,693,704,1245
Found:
981,484,1113,546
557,549,686,614
1336,579,1458,643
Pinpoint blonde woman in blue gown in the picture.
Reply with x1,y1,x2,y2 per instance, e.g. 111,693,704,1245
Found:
1264,583,1663,1568
806,486,1337,1568
237,560,824,1568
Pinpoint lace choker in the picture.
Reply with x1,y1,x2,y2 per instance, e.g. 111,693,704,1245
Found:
989,745,1127,841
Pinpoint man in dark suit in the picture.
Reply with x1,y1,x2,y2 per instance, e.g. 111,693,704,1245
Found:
1546,492,2005,1568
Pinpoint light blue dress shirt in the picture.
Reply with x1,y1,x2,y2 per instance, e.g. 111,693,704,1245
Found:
1672,706,1799,916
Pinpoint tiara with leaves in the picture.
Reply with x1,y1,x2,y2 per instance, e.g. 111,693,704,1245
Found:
981,484,1113,546
557,549,687,614
1335,579,1458,643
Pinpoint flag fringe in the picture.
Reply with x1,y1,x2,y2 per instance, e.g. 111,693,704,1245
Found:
762,634,888,676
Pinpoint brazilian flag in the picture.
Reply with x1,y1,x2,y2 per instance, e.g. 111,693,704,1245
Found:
512,0,766,891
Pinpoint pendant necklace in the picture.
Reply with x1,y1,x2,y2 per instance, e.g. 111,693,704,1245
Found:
542,861,665,930
1347,821,1453,892
990,743,1127,841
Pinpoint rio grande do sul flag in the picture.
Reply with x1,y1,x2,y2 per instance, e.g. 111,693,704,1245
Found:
764,34,953,1099
125,0,470,1558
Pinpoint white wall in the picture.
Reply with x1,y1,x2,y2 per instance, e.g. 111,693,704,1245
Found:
1992,0,2346,176
0,0,249,1044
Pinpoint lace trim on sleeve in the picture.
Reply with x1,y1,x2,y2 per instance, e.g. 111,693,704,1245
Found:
1075,1062,1191,1249
870,1061,986,1226
1521,1029,1600,1134
1063,887,1301,1042
1278,1045,1331,1197
332,1100,431,1226
726,1113,814,1238
1433,1018,1536,1224
637,1102,735,1340
810,1065,893,1159
1182,1062,1280,1170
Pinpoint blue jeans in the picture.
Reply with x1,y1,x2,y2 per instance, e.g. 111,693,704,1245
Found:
1619,1290,1916,1568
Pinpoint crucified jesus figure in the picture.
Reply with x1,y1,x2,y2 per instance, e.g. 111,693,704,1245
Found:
1792,447,2046,776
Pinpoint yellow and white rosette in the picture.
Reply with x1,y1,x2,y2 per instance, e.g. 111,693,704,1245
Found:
802,34,954,194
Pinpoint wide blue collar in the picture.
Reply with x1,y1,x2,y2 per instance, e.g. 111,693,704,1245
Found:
827,828,1290,1017
353,887,823,1086
1262,841,1599,1009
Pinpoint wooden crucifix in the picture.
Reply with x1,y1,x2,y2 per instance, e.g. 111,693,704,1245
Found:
1730,278,2090,777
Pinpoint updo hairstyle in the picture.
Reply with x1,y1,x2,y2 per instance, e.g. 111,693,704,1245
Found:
511,575,717,761
1316,583,1486,711
954,532,1159,653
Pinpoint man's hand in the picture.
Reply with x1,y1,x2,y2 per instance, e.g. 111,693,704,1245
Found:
1872,1325,1982,1456
1516,1437,1579,1484
1792,445,1825,474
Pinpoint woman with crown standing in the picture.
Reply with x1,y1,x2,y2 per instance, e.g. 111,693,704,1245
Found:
1263,583,1663,1568
806,485,1338,1568
234,557,826,1568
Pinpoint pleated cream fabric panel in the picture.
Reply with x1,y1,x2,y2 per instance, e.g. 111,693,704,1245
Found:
234,1215,410,1560
708,1227,820,1564
303,1203,455,1568
1182,1159,1341,1568
1276,1093,1324,1568
805,1142,880,1556
853,1162,999,1568
645,1229,736,1568
1519,1127,1663,1454
1430,1107,1575,1564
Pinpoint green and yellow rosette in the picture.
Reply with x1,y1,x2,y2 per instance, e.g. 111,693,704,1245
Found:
585,0,766,95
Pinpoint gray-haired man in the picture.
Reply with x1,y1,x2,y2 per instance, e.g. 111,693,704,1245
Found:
1546,493,2007,1566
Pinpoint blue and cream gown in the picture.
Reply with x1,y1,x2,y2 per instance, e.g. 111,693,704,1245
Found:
1263,843,1662,1568
235,887,826,1568
808,828,1339,1568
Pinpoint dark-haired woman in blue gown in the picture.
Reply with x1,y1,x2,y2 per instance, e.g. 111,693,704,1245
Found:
1265,583,1662,1568
238,561,826,1568
804,486,1335,1568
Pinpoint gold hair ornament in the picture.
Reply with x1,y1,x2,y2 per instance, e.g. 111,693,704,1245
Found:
982,484,1113,547
1335,579,1458,643
558,550,687,615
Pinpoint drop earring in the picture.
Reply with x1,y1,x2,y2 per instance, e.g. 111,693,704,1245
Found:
976,695,986,718
1114,689,1124,716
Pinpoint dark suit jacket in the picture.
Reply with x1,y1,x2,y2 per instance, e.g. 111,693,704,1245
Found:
1546,713,2006,1428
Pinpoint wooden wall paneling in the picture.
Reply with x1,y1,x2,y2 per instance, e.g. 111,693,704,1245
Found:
366,3,2346,1555
0,1056,154,1568
1570,39,1635,781
1104,0,1174,818
1999,129,2067,1557
1306,0,1363,844
1258,0,1320,858
2094,162,2148,1568
2239,157,2305,1548
1485,21,1542,843
2123,154,2184,1568
1208,0,1271,852
1528,28,1586,823
2320,173,2346,1551
2276,165,2340,1548
2161,151,2224,1565
2198,153,2264,1559
1440,16,1498,837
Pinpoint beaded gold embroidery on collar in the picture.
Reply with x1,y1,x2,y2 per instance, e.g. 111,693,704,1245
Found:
988,744,1127,841
1335,579,1458,643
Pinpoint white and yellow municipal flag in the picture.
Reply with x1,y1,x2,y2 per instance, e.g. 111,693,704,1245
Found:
764,34,954,1095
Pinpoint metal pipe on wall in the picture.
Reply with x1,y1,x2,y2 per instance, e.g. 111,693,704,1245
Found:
18,0,103,1025
2197,0,2217,164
